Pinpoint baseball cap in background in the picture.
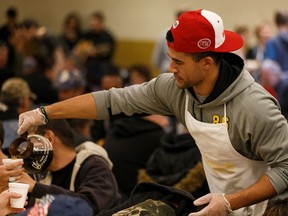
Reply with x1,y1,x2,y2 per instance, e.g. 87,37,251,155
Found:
55,69,86,90
1,78,36,101
167,9,243,53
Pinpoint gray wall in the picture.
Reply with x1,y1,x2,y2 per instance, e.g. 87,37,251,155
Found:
1,0,287,41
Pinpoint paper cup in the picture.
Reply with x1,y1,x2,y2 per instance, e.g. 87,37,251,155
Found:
9,182,29,208
2,158,23,168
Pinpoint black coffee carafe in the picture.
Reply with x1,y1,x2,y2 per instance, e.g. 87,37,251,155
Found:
9,134,53,174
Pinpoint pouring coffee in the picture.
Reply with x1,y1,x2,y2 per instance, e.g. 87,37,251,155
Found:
9,134,53,174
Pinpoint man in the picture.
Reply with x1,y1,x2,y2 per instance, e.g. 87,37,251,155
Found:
264,10,288,74
0,78,36,155
18,119,121,214
17,9,288,216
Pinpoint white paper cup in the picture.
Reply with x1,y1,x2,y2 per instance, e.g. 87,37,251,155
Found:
2,158,23,168
8,182,29,208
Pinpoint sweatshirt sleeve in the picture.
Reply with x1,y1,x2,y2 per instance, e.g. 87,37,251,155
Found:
92,73,182,120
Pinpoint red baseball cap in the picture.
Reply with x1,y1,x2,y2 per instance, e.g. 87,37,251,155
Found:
167,9,243,53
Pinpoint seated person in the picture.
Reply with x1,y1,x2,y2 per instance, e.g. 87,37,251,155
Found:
18,119,121,214
0,78,36,155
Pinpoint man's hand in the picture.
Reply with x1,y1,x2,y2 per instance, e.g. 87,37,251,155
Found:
189,193,232,216
17,108,47,135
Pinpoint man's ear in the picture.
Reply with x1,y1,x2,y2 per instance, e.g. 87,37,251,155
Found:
201,57,213,70
43,130,55,144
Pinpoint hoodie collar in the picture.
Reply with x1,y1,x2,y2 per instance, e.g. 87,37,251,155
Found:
188,53,244,104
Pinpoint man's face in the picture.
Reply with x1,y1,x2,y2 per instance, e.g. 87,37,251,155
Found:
167,47,205,89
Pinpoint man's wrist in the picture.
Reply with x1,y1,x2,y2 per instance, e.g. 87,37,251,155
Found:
39,106,49,124
223,194,233,212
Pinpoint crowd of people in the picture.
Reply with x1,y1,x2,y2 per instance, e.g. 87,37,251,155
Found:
0,5,288,216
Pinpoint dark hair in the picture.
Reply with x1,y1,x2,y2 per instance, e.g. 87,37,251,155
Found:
91,11,105,22
36,119,75,148
21,19,39,29
187,52,223,65
166,30,223,65
6,7,17,18
262,198,288,216
63,12,82,33
0,120,4,148
275,10,288,26
100,63,121,77
128,64,152,82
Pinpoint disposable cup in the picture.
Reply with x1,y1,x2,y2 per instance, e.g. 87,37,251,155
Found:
2,158,23,168
8,182,29,208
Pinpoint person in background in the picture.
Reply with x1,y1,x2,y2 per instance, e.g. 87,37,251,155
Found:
0,41,15,88
0,78,36,155
245,20,273,80
18,119,121,215
246,20,273,63
59,12,83,54
0,7,18,44
103,63,171,201
74,11,116,90
259,59,282,98
264,10,288,74
233,25,252,60
55,67,87,101
90,63,125,143
17,9,288,216
0,7,18,71
152,5,191,74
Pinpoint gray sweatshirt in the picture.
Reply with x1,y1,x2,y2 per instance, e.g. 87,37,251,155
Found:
93,56,288,196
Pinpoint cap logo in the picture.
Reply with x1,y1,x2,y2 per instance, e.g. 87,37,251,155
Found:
197,38,211,49
172,20,179,29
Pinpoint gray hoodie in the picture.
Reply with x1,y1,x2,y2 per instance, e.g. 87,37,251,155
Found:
93,54,288,196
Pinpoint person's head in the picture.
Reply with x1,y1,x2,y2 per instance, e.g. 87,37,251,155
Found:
5,7,17,24
262,198,288,216
55,68,86,101
254,20,273,45
166,9,243,91
63,12,81,32
89,11,105,32
20,19,39,40
100,63,124,90
0,78,36,113
36,119,75,149
36,119,75,170
274,10,288,29
128,64,152,85
260,59,282,88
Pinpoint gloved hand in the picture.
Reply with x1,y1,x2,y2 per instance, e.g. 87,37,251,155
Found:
189,193,232,216
17,108,47,135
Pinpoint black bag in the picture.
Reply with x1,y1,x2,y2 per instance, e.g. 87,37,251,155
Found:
97,182,197,216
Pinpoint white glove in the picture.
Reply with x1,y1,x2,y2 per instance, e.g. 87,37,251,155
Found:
17,108,47,135
189,193,232,216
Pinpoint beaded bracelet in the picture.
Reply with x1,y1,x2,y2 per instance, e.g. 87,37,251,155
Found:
39,106,49,124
